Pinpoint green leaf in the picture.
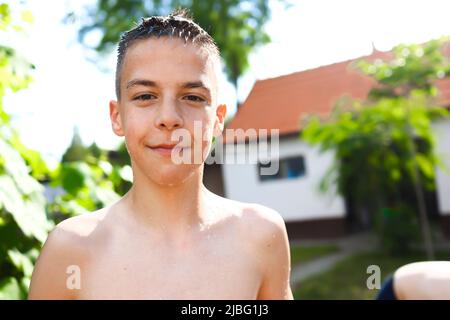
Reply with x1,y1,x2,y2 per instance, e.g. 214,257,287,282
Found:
0,175,52,243
0,139,43,195
415,153,434,179
0,277,22,300
7,248,34,278
60,164,87,194
55,198,90,215
10,133,49,180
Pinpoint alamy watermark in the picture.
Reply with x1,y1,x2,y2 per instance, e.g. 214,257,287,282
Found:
66,265,81,290
163,121,280,176
366,265,381,290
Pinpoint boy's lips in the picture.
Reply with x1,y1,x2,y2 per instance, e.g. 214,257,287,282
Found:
150,143,177,149
147,143,189,157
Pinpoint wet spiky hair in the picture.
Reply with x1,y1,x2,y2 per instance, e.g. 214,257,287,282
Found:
115,8,220,99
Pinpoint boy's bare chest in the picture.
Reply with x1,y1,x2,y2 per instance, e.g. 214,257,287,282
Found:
79,231,262,299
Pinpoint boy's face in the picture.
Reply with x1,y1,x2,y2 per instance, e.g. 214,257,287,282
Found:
109,37,226,186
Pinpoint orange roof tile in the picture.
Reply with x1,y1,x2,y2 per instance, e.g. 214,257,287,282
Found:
223,45,450,144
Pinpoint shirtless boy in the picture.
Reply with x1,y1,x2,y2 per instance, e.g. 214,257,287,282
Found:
28,10,293,300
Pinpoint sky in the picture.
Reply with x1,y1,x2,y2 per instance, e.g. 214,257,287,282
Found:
4,0,450,166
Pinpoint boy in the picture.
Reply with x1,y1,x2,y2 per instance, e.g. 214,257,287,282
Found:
28,10,293,300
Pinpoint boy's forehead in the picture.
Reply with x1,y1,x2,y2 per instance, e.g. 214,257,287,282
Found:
122,37,218,90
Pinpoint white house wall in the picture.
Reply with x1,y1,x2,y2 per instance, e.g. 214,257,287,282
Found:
433,118,450,215
221,136,346,222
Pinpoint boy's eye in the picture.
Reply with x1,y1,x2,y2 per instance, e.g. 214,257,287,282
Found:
184,95,206,102
133,94,156,101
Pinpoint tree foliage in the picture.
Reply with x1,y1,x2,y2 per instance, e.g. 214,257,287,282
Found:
60,131,132,200
0,2,53,299
61,127,90,163
0,2,131,299
301,37,450,253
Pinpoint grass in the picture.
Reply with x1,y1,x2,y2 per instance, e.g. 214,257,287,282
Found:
290,244,340,266
293,249,450,300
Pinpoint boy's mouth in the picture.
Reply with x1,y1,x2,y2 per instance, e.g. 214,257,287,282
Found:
148,143,189,157
151,143,177,149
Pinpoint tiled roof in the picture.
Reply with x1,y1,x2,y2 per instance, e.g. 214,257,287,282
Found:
224,44,450,143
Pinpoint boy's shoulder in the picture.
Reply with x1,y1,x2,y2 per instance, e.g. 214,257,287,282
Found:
213,194,288,244
219,192,285,222
51,207,108,242
238,201,286,234
44,207,110,259
28,208,110,299
47,195,288,252
59,207,108,229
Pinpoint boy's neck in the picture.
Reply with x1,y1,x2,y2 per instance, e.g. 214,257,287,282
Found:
122,166,212,236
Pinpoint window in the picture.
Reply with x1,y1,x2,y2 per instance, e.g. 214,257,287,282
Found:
257,155,306,182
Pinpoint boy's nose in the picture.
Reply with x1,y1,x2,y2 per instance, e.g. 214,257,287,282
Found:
154,100,183,130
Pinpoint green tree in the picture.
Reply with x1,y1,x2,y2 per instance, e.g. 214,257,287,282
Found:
301,37,450,257
48,157,125,222
0,2,131,299
49,129,130,219
106,141,132,196
73,0,289,91
87,142,102,159
0,2,54,299
60,135,132,200
61,126,89,163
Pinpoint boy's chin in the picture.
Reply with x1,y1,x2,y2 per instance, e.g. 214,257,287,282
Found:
147,166,200,187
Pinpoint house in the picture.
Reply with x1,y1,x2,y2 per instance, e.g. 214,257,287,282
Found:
203,44,450,240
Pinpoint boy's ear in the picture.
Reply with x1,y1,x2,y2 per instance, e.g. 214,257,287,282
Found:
109,100,125,137
214,103,227,137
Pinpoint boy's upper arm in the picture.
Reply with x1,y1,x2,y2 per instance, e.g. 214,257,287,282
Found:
28,219,86,300
249,204,293,300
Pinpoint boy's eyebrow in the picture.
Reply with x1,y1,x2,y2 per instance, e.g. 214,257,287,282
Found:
126,79,157,89
126,79,212,96
182,81,212,96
